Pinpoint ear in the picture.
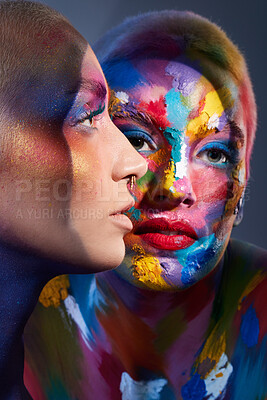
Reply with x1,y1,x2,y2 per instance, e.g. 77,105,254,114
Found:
233,192,245,227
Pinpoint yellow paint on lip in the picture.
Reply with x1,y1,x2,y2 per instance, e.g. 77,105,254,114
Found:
131,245,169,290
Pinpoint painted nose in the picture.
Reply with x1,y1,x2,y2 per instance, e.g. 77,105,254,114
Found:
147,161,196,210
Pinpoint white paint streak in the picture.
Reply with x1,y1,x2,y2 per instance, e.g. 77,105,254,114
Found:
175,140,187,179
120,372,167,400
64,295,92,350
207,113,220,130
115,91,129,104
204,352,233,399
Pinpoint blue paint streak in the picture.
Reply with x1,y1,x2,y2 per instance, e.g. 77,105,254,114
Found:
128,206,142,221
181,373,206,400
179,234,217,286
165,88,189,131
231,335,267,400
164,127,182,163
102,59,148,90
69,275,102,341
241,305,259,348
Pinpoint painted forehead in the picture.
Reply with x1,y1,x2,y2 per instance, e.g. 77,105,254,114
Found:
107,57,239,134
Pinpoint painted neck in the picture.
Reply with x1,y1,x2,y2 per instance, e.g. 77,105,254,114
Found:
96,258,224,325
0,240,57,399
93,261,224,382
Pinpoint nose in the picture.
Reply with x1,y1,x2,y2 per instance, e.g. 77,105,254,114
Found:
145,161,196,210
110,121,147,181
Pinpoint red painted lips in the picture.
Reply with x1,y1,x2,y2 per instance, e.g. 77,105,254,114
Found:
134,218,198,250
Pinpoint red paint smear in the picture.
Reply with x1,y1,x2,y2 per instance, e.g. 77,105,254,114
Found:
139,95,170,130
97,296,164,379
24,361,46,400
98,351,124,399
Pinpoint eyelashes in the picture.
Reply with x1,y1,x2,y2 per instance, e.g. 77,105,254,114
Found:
122,129,157,152
196,142,239,167
72,102,106,128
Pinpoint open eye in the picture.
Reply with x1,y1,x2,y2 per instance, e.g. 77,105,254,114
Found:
123,129,157,152
196,143,232,167
206,149,227,164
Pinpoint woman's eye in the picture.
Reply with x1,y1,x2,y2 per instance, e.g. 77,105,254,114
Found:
197,145,231,167
79,116,94,128
76,103,105,128
127,137,151,151
206,149,227,163
123,130,156,152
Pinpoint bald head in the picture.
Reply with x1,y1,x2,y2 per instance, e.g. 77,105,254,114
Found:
0,0,87,122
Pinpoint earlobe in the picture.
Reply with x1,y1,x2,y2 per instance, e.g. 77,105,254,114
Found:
233,192,244,226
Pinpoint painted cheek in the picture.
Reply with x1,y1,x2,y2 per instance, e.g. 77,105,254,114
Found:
224,160,245,216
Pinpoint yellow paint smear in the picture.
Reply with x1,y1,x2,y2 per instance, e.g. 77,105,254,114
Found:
238,270,266,310
39,275,70,308
131,245,169,290
163,160,176,190
186,87,234,144
196,325,226,378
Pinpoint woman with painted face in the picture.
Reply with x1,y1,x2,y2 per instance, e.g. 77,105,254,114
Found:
25,10,266,400
0,1,147,398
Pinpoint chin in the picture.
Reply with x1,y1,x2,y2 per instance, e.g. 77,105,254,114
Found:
118,234,229,291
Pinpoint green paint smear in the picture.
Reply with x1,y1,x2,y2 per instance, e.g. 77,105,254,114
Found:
155,307,186,353
24,300,83,398
46,377,72,400
138,169,155,187
164,127,182,164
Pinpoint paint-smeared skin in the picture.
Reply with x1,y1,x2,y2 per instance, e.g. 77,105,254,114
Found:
24,240,267,399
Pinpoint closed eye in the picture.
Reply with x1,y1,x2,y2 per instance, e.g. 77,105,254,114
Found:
77,103,105,128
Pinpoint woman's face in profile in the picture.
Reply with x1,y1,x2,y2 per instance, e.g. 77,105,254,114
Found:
107,57,246,289
0,40,146,272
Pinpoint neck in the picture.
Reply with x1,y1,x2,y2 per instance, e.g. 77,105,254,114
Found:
0,241,57,399
94,258,224,382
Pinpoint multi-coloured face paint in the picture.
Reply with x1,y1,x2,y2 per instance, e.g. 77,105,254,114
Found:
106,56,246,290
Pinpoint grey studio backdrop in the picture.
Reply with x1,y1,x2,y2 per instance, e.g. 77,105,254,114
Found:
37,0,266,249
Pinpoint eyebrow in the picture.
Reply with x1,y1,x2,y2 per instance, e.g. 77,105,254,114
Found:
68,78,107,102
110,99,246,145
224,121,245,145
110,101,156,129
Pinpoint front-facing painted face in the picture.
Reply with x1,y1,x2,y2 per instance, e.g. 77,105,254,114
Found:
106,56,246,289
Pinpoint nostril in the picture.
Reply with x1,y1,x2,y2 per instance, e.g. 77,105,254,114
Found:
183,198,192,206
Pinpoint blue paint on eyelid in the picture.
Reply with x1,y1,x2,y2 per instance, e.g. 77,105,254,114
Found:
197,141,239,166
123,129,155,150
